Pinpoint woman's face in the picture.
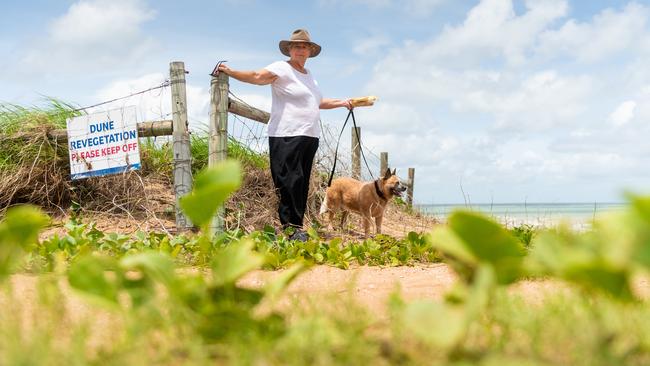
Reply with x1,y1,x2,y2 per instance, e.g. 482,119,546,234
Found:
289,43,312,61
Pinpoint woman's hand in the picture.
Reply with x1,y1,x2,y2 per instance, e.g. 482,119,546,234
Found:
345,99,353,110
217,63,231,75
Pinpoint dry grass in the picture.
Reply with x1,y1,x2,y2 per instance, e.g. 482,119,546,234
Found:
0,116,164,217
38,161,438,238
0,107,435,237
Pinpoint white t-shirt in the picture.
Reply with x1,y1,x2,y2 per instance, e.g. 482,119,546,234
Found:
264,61,323,138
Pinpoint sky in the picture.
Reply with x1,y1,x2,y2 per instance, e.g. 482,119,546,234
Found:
2,0,650,204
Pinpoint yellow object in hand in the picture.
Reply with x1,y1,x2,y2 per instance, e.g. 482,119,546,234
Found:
350,96,378,108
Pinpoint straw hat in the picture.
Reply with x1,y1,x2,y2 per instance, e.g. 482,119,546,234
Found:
279,29,321,58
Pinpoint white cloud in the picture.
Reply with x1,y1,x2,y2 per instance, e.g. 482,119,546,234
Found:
319,0,390,8
364,0,650,135
403,0,446,17
360,102,428,134
360,0,650,202
319,0,445,17
487,70,593,130
609,100,637,127
537,2,649,63
353,35,391,56
20,0,157,75
92,74,168,125
364,0,580,124
50,0,155,46
419,0,568,66
367,65,593,132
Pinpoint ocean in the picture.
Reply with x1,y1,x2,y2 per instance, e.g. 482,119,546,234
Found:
416,202,627,229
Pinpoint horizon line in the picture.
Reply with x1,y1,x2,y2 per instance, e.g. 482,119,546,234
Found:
415,201,627,206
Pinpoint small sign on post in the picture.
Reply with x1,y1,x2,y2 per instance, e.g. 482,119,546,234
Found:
67,106,141,180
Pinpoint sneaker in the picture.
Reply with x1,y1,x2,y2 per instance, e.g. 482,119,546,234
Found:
290,230,309,242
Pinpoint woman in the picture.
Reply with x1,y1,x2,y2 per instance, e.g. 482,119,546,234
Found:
218,29,351,241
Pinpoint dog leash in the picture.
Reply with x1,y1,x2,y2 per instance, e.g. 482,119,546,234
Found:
327,109,376,187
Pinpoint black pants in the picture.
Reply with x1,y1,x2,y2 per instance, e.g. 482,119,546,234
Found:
269,136,319,229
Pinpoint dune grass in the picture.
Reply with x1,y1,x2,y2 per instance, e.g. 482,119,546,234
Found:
139,134,267,178
0,101,269,211
0,100,79,170
0,99,77,134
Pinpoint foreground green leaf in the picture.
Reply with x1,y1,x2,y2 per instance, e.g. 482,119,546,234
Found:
430,210,525,284
211,239,265,286
179,160,242,228
67,255,120,308
0,205,49,281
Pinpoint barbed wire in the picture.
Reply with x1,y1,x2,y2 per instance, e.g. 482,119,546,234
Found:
68,79,384,180
76,82,383,182
71,80,171,113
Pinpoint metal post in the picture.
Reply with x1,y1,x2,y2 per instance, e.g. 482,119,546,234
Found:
170,62,193,231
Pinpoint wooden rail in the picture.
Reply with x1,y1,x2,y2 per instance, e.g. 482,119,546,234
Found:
47,98,266,143
48,120,173,142
228,99,270,123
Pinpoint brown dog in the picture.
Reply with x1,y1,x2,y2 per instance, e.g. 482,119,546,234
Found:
320,168,407,237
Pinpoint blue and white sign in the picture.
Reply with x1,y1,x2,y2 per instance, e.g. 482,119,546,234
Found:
67,106,141,180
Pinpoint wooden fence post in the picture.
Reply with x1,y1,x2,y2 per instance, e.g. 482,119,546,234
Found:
170,62,193,231
351,126,361,180
209,72,229,233
380,152,388,176
407,168,415,208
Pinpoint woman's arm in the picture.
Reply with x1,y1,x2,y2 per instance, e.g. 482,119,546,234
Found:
320,98,352,110
217,64,277,85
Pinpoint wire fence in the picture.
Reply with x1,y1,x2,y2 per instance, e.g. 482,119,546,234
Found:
228,113,268,154
10,62,422,235
78,79,172,123
226,90,383,182
66,77,386,185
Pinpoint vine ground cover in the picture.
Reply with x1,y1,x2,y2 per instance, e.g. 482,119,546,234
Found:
2,156,650,364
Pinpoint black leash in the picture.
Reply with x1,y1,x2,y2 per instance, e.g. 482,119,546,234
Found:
327,109,376,187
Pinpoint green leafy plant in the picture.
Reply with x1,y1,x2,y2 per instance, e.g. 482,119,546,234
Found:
0,205,50,281
64,160,306,349
430,210,526,285
509,223,536,248
6,187,650,363
179,159,242,232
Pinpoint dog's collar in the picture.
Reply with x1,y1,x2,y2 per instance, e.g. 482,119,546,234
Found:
374,180,387,201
